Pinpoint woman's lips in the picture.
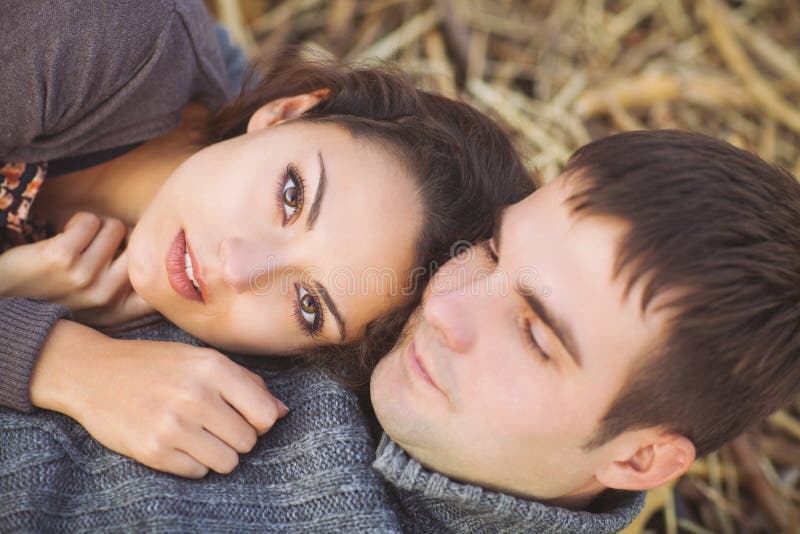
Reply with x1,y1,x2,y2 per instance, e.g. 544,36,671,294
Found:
184,232,209,302
166,229,205,303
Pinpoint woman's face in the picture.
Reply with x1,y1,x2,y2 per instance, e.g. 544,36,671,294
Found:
128,117,422,354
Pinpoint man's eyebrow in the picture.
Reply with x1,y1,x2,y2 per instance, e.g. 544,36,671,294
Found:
519,289,583,368
313,280,346,341
306,151,326,230
496,206,581,366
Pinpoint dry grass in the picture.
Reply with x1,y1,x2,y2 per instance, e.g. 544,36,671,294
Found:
209,1,800,532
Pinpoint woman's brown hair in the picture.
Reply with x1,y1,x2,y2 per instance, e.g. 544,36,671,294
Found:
206,50,535,386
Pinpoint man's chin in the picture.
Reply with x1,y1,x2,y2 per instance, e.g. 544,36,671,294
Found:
369,348,402,426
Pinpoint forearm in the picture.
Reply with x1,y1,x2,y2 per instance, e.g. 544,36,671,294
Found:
0,297,70,412
29,318,109,417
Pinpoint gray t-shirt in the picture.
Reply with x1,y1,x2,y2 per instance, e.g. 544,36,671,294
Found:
0,0,239,412
0,0,236,162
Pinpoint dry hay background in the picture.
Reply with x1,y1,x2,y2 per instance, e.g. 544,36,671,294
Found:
208,1,800,532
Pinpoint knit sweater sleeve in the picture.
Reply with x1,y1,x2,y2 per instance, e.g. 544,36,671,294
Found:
0,298,70,413
0,341,403,532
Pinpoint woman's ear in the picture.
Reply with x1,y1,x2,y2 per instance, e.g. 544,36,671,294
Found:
594,431,696,492
246,89,329,133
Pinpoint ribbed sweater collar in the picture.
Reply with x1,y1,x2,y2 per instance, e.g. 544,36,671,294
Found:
373,434,645,533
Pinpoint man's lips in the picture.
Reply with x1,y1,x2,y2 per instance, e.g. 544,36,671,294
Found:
406,338,445,396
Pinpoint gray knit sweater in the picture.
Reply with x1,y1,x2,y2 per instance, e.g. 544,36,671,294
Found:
375,437,645,533
0,318,644,533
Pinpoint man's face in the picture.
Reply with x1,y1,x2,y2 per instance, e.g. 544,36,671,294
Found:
371,176,667,505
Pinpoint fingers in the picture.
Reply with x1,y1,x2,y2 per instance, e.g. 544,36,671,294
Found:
43,212,126,300
85,248,135,306
137,385,244,477
53,216,134,313
180,429,241,475
148,352,288,477
55,212,102,260
112,286,156,322
217,365,289,435
244,373,290,435
200,399,258,454
1,212,128,301
72,217,127,286
187,357,289,473
143,425,242,478
152,449,210,479
67,250,156,326
104,247,133,292
75,288,155,327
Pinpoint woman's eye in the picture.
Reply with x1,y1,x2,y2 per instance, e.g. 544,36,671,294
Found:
296,285,320,332
282,178,301,219
284,181,300,208
279,164,304,224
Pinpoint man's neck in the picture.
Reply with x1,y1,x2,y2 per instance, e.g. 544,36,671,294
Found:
481,475,606,511
393,434,608,511
540,483,606,511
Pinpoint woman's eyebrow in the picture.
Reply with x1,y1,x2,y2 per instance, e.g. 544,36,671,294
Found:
313,280,346,341
306,151,326,230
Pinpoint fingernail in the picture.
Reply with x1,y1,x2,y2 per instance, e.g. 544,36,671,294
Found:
276,399,290,417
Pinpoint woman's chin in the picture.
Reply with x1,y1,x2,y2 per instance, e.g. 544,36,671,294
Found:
127,225,155,291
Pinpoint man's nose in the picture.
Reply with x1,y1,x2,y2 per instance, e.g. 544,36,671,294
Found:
422,287,476,353
219,237,280,293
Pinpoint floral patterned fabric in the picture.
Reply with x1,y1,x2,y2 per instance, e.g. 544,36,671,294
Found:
0,162,53,253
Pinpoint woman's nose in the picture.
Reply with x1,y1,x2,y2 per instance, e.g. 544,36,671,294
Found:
422,287,476,354
219,237,277,293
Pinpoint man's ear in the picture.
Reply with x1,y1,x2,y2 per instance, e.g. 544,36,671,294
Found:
246,89,329,133
595,431,695,491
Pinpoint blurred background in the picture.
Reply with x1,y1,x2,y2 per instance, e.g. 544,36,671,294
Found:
207,1,799,532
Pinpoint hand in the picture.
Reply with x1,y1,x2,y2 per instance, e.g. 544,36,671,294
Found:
0,211,154,326
31,320,288,478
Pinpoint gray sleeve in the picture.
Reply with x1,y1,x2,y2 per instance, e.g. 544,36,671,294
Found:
214,24,248,95
0,0,235,162
0,298,71,413
0,365,402,532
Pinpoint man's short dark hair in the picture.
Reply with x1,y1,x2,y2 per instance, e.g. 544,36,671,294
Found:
564,130,800,456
